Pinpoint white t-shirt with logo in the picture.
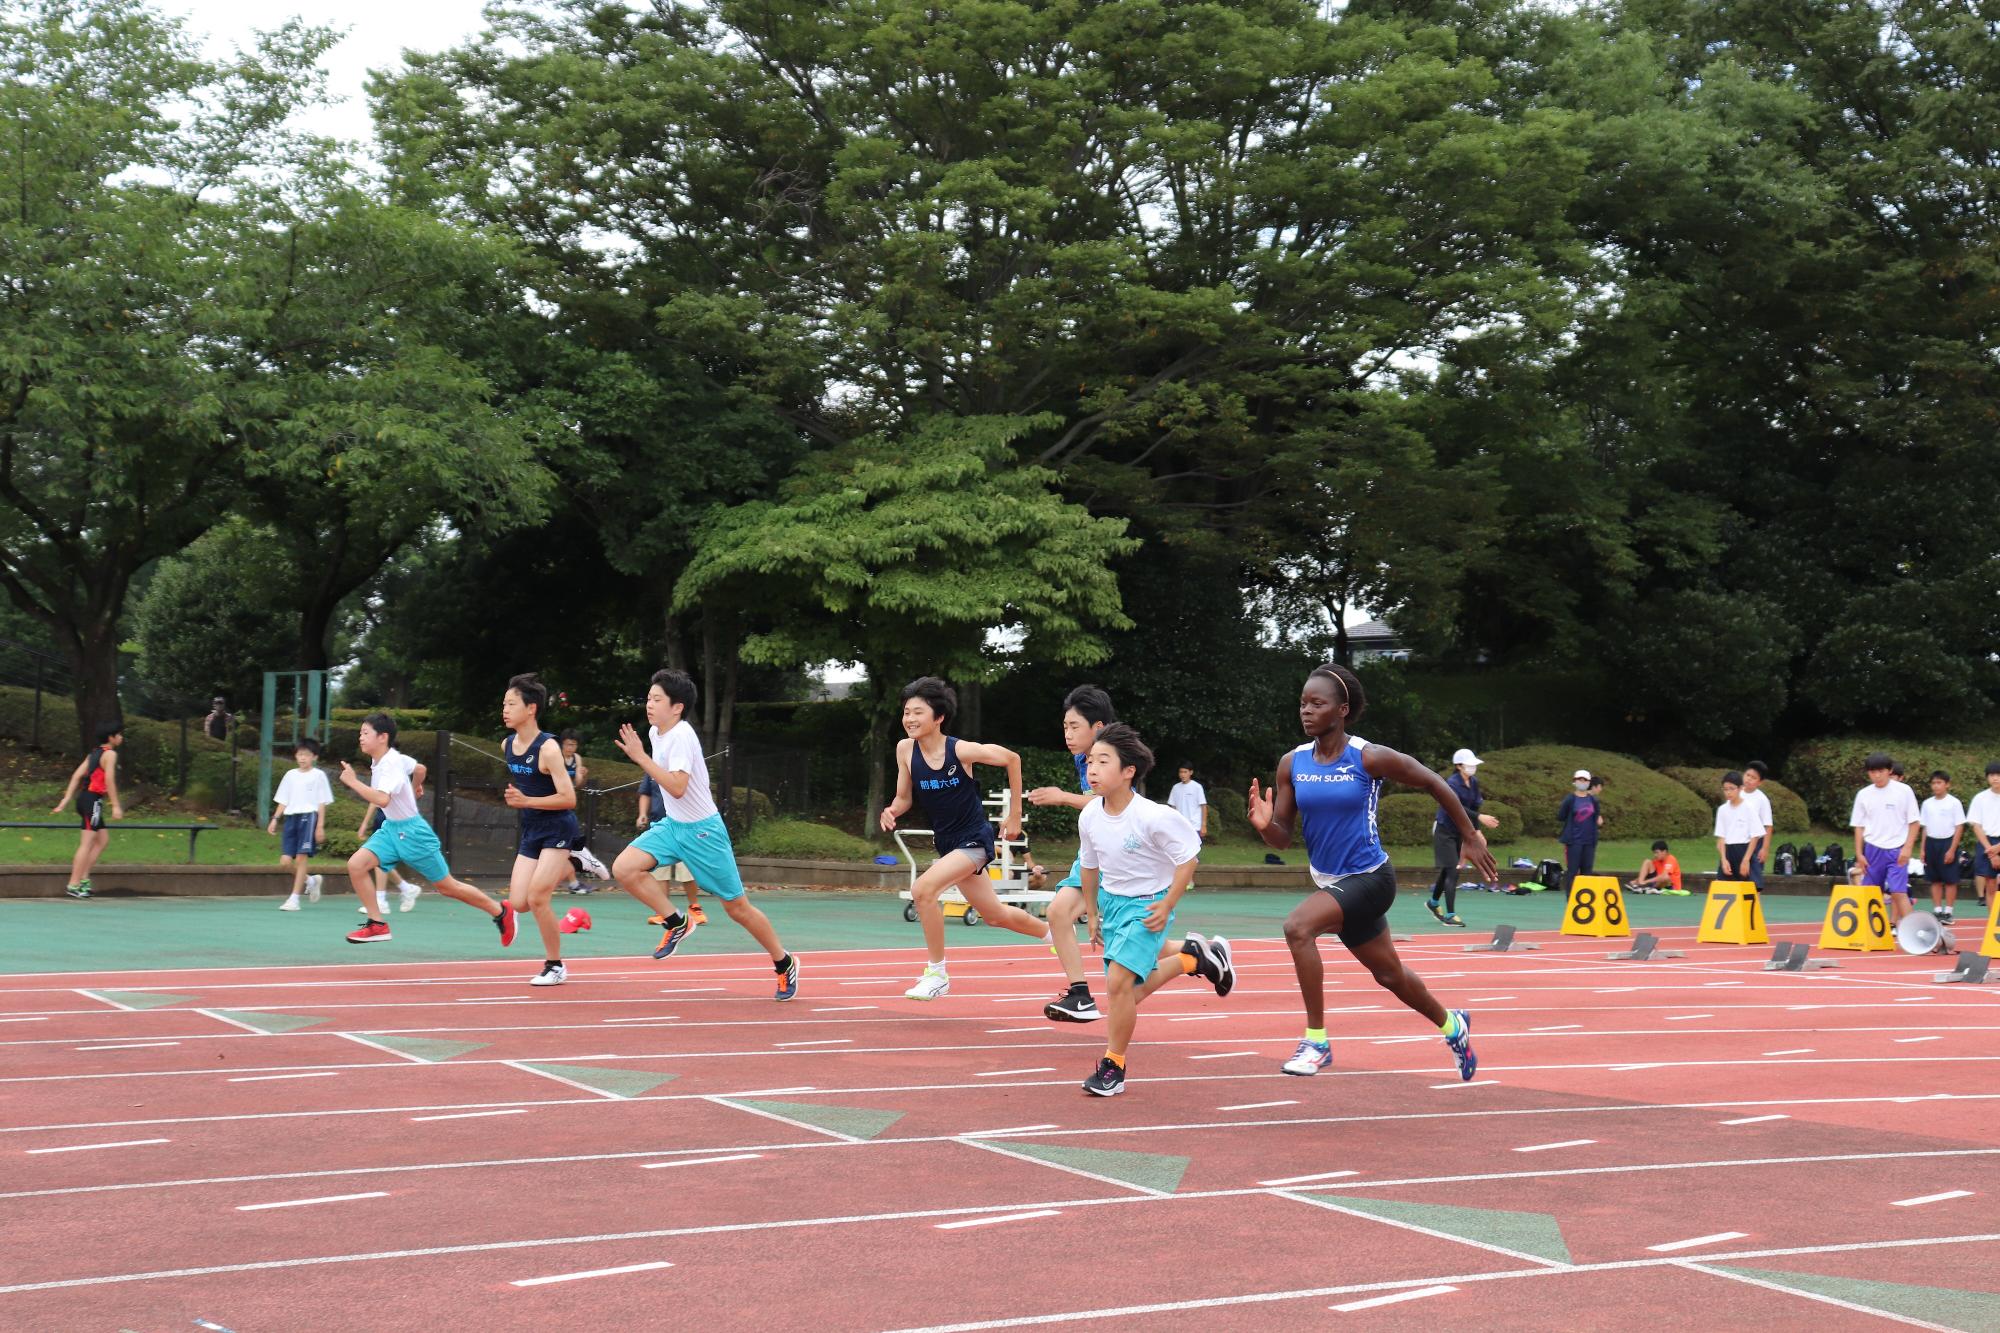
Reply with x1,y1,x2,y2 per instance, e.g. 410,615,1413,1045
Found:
1714,799,1763,844
1850,780,1920,851
1079,792,1200,899
371,748,422,822
1167,780,1207,829
649,721,718,823
1920,795,1966,839
274,767,334,816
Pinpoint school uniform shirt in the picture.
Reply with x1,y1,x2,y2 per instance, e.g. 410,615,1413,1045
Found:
1714,800,1763,844
1968,789,2000,838
1078,793,1201,898
648,721,719,823
1741,787,1773,835
1850,781,1920,851
1167,780,1207,829
371,749,422,821
1921,795,1966,839
274,768,334,815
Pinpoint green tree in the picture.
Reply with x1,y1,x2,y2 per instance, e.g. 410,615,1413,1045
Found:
128,518,301,708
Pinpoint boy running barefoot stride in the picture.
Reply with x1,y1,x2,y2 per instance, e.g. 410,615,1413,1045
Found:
1076,724,1235,1097
881,676,1047,1000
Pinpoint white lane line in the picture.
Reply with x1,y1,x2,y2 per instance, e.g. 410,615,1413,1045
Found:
0,1017,50,1023
1663,1015,1713,1022
657,988,725,994
640,1153,763,1170
1891,1190,1973,1208
728,1086,814,1096
75,1042,181,1051
504,1061,625,1101
229,1073,338,1083
1894,1037,1941,1044
976,1067,1057,1077
1703,982,1745,987
960,1125,1059,1138
1681,1262,1963,1332
1763,1048,1813,1056
197,1010,272,1036
1720,1115,1789,1126
935,1209,1061,1231
1595,988,1639,994
1167,1015,1235,1023
1610,1064,1663,1072
338,1033,431,1064
76,989,136,1011
1331,1285,1456,1313
1431,1080,1500,1088
1531,1025,1582,1032
511,1260,674,1286
1894,997,1933,1003
1372,1037,1430,1045
1258,1170,1359,1186
25,1138,169,1154
987,1028,1043,1035
1188,1051,1261,1061
1647,1231,1748,1252
601,1017,679,1025
811,1006,878,1013
1512,1140,1595,1153
410,1109,530,1122
773,1039,851,1048
236,1191,388,1212
1464,996,1515,1003
1220,1100,1298,1111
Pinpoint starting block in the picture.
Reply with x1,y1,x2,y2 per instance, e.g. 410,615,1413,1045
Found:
1605,932,1683,961
1935,953,1991,985
1762,941,1838,972
1464,924,1539,953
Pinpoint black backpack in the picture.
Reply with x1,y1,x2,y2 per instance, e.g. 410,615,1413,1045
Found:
1820,844,1846,877
1774,842,1797,875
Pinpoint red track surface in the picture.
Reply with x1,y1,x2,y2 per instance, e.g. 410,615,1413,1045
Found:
3,922,1999,1330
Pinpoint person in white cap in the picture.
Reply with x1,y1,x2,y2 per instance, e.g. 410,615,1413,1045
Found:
1427,748,1500,925
1557,768,1603,891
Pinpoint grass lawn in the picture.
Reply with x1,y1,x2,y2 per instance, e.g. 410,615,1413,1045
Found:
0,778,284,867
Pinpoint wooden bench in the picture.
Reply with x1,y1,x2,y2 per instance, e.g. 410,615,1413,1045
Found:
0,821,220,864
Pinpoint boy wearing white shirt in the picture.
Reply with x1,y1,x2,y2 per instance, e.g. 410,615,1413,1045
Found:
1850,752,1921,925
1740,761,1775,888
1167,764,1208,839
1076,724,1235,1097
1968,762,2000,909
1921,771,1967,924
1714,772,1763,879
269,738,334,911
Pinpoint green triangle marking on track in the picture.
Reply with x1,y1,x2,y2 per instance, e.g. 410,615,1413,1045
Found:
362,1033,489,1062
997,1142,1190,1194
90,991,194,1010
1715,1266,2000,1328
520,1063,677,1099
726,1099,904,1140
1306,1194,1571,1264
212,1010,329,1035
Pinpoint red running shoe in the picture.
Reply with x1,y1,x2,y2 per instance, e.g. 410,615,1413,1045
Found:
346,921,392,944
495,903,518,947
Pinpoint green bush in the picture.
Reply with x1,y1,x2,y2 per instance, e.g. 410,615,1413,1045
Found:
1788,737,2000,828
1660,767,1812,831
1474,745,1712,839
1020,746,1084,840
736,817,876,861
1378,793,1521,845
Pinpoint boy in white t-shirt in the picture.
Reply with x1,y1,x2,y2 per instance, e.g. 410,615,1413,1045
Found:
269,738,334,911
1167,764,1208,840
1739,761,1775,887
1075,724,1235,1097
1713,771,1762,879
1850,751,1921,925
1919,771,1966,924
1968,762,2000,909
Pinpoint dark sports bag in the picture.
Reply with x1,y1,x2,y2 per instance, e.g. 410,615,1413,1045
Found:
1773,842,1796,875
1537,858,1564,887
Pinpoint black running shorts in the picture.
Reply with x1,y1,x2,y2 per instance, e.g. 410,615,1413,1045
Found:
1316,863,1398,949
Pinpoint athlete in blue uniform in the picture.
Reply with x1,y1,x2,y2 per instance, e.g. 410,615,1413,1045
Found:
880,676,1046,1000
500,674,582,986
1026,684,1117,1022
1248,663,1494,1080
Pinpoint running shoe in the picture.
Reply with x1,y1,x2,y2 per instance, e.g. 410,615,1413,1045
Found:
530,961,567,988
1281,1038,1332,1076
1426,899,1448,925
347,921,392,944
1939,907,1955,924
689,904,709,927
1044,988,1102,1023
1442,913,1466,928
649,913,691,959
1082,1057,1126,1097
774,954,800,1002
495,903,518,948
1444,1009,1477,1081
65,883,90,900
573,846,609,880
399,883,421,913
1184,932,1235,998
904,963,950,1000
357,901,368,914
306,874,322,903
557,878,580,895
279,896,301,912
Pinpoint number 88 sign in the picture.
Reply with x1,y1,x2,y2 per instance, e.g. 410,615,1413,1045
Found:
1561,875,1631,939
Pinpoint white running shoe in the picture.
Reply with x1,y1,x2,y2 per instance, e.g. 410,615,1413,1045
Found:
305,874,322,903
1281,1038,1333,1076
399,884,421,913
279,896,301,912
356,902,368,914
904,964,950,1000
573,846,610,880
531,961,567,987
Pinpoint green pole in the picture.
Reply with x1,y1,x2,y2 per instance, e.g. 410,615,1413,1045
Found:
306,671,325,747
257,671,278,819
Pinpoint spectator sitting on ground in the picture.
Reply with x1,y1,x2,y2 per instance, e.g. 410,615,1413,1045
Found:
1628,840,1684,895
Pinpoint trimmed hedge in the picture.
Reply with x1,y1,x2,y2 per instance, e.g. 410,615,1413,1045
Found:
736,818,877,861
1378,793,1521,846
1473,745,1713,839
1788,737,2000,828
1660,767,1811,831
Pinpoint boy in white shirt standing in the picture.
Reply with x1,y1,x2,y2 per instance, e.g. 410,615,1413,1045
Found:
1967,762,2000,909
269,738,333,911
1739,761,1775,888
1076,724,1235,1097
1850,752,1922,927
1714,772,1763,879
1167,763,1208,841
1921,770,1967,924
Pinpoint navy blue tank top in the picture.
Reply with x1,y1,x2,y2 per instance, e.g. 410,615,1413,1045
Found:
1293,736,1387,878
910,736,987,844
505,732,557,798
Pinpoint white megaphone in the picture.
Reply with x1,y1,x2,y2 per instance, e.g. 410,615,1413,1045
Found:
1895,910,1956,956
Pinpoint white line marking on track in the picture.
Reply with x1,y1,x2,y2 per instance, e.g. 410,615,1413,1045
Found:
25,1138,168,1154
1663,1014,1713,1021
76,990,135,1011
1220,1100,1298,1111
511,1260,673,1286
1720,1115,1788,1125
410,1109,530,1122
1167,1015,1235,1023
336,1033,430,1064
1258,1170,1359,1186
961,1125,1059,1138
1891,1190,1972,1207
1894,1036,1941,1044
1512,1140,1594,1153
196,1009,272,1035
1331,1285,1456,1313
708,1096,862,1144
1680,1262,1960,1332
601,1017,678,1024
1647,1231,1748,1252
228,1072,337,1083
811,1006,878,1013
1431,1080,1500,1088
1894,996,1933,1003
0,1016,49,1023
960,1137,1170,1197
236,1192,387,1211
935,1209,1060,1230
1702,982,1744,987
1464,996,1515,1002
1531,1025,1582,1032
1610,1064,1662,1071
987,1027,1043,1034
1763,1049,1813,1056
505,1061,623,1100
75,1042,179,1051
976,1067,1057,1077
773,1039,851,1048
640,1153,762,1170
729,1086,814,1096
657,988,724,994
1188,1051,1260,1060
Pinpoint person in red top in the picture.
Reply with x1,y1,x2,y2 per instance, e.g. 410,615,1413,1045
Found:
1627,840,1685,895
52,723,124,900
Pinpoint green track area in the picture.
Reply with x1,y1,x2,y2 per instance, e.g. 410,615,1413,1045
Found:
0,887,1841,975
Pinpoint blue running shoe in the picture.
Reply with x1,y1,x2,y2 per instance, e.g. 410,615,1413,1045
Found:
1281,1038,1332,1076
773,953,799,1002
1445,1009,1476,1081
649,913,691,960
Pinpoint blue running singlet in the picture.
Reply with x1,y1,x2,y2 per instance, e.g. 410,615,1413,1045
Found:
1292,735,1386,878
910,736,990,854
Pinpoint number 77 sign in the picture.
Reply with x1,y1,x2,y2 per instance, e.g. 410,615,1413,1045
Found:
1699,880,1769,945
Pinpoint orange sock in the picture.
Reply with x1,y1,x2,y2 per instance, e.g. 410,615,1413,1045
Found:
1105,1050,1125,1068
1178,952,1198,975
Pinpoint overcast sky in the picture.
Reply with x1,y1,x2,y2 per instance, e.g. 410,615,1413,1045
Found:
163,0,491,148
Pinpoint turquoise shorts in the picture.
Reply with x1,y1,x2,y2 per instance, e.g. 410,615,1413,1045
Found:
1057,857,1084,892
363,815,450,884
1098,888,1175,980
630,813,745,900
